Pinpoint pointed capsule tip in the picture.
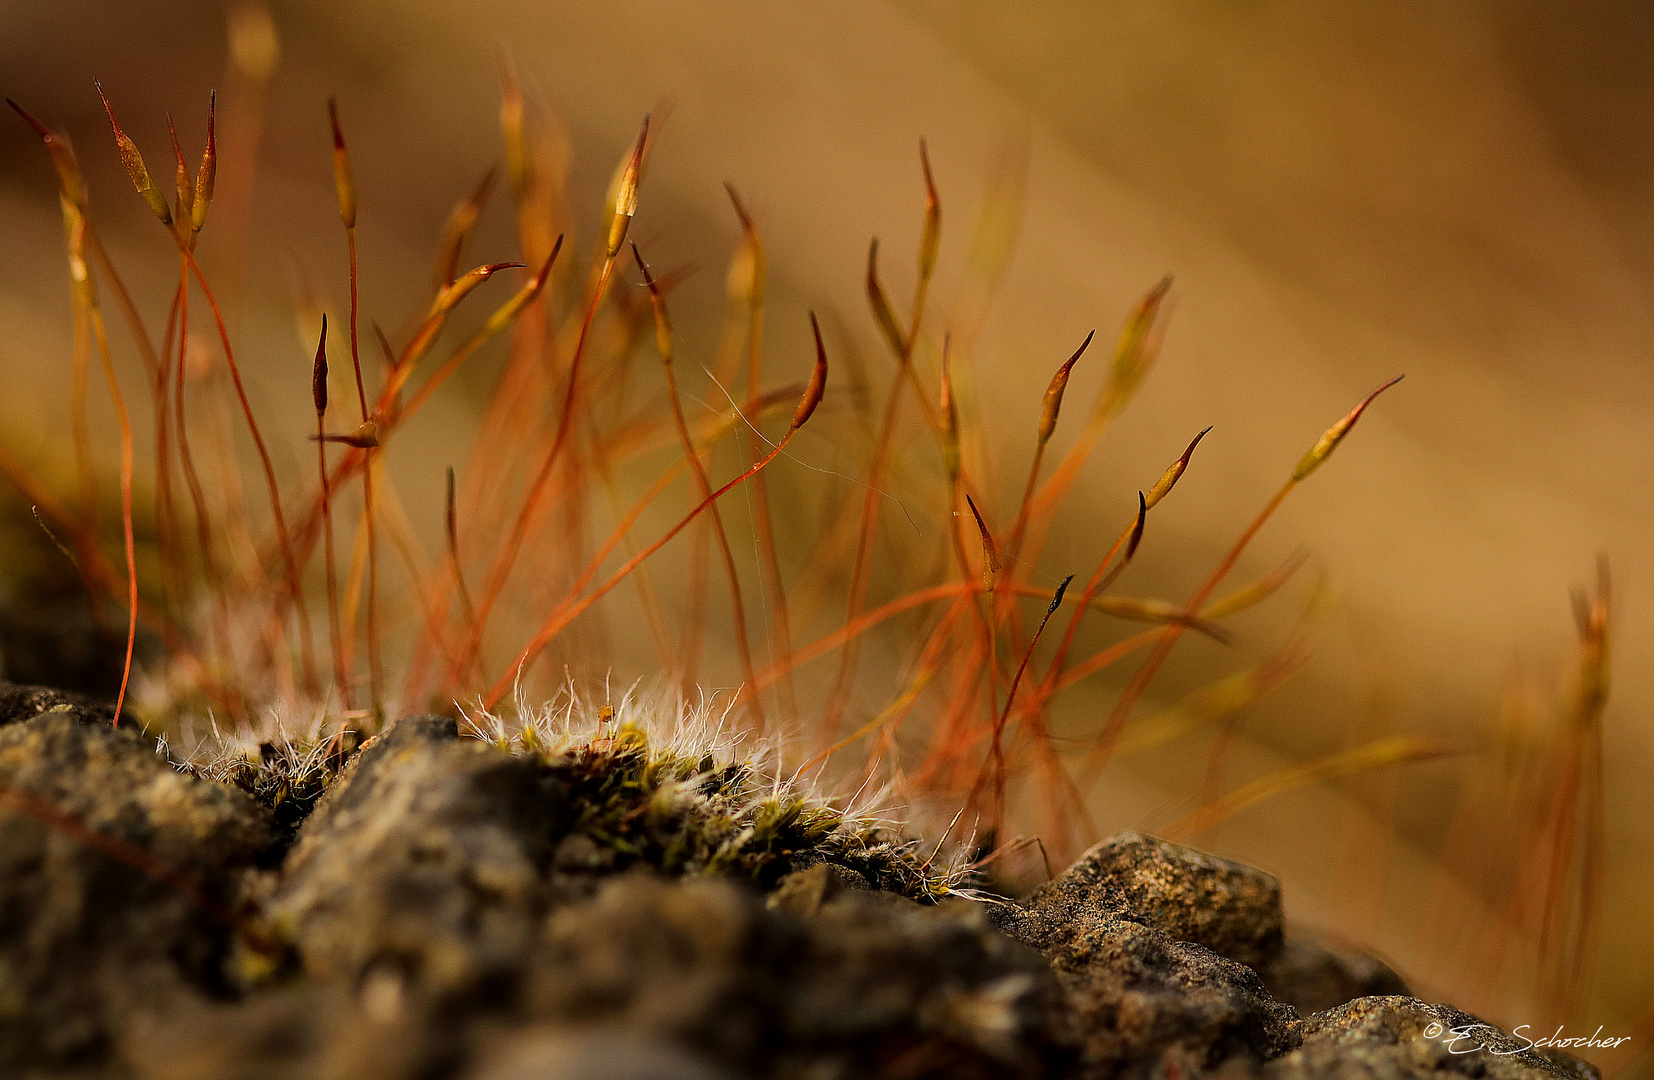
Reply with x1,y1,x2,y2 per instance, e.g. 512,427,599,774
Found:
1048,573,1075,615
312,314,329,415
94,80,117,126
8,98,52,140
632,240,657,291
1183,426,1213,463
1125,492,1148,560
725,181,756,235
792,312,829,430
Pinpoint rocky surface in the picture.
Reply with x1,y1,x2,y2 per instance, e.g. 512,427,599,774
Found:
0,704,272,1074
0,683,1604,1079
1259,929,1409,1015
989,832,1285,970
0,680,127,729
1258,997,1603,1080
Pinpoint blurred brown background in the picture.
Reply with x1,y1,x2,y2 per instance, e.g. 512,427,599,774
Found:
2,0,1650,1067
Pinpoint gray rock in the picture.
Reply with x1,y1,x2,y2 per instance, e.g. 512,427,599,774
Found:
987,834,1298,1074
0,710,273,1072
991,832,1284,971
1260,929,1409,1015
1051,916,1300,1075
0,679,125,730
466,1029,738,1080
1260,996,1600,1079
267,713,571,996
765,860,870,917
3,704,1603,1080
526,873,1078,1079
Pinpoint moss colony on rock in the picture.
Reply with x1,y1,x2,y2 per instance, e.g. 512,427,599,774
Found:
0,44,1620,1080
0,685,1600,1079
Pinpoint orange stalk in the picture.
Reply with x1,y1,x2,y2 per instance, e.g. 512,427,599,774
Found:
330,100,381,713
635,244,765,728
459,116,648,683
725,184,797,723
797,596,963,776
75,264,138,721
1042,428,1208,693
483,313,827,709
171,254,223,618
313,318,349,707
1083,377,1402,776
96,89,318,693
820,230,939,738
1026,277,1172,519
974,575,1072,835
1003,330,1095,568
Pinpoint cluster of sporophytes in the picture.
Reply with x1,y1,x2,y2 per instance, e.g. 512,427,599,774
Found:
1,33,1628,1040
0,68,1425,860
3,41,1618,982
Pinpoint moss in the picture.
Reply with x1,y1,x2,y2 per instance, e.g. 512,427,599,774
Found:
526,723,955,899
181,696,966,902
194,730,359,856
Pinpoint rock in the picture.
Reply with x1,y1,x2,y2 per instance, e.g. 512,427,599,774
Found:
1,703,1606,1080
0,711,274,1073
0,679,124,729
1050,917,1300,1074
990,833,1298,1073
466,1029,739,1080
990,833,1284,972
1260,929,1409,1014
1260,996,1600,1079
267,713,572,997
526,873,1077,1079
123,983,354,1080
766,861,870,917
257,714,1080,1078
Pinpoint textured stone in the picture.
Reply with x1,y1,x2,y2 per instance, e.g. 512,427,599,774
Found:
0,709,273,1073
526,873,1077,1079
466,1029,738,1080
1260,996,1601,1079
267,713,571,995
0,679,125,729
0,699,1608,1080
1049,916,1300,1074
990,832,1284,971
1260,929,1409,1014
765,860,871,917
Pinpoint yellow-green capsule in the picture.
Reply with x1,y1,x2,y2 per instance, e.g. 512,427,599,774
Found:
97,83,173,226
192,92,217,232
604,115,648,258
328,99,356,229
1292,375,1403,481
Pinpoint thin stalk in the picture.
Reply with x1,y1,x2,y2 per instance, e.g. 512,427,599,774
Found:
484,427,798,709
1081,376,1399,779
313,316,348,707
453,252,614,687
175,236,318,693
974,576,1072,835
635,244,765,729
443,102,645,690
345,227,381,714
170,254,226,646
726,185,797,724
821,230,937,740
84,292,137,722
484,311,826,709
